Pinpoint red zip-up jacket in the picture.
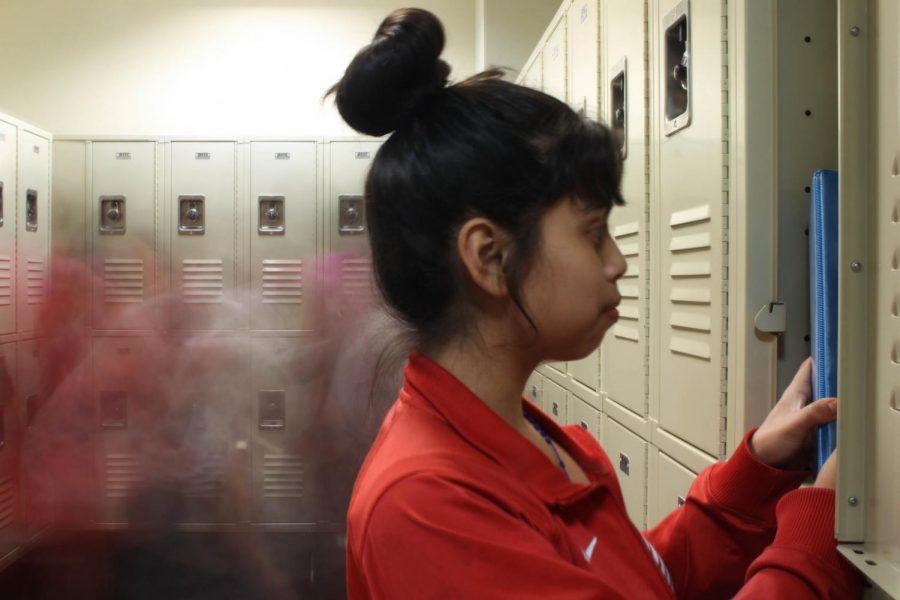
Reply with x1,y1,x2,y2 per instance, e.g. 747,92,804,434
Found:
347,353,860,598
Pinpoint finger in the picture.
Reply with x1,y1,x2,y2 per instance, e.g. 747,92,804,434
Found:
787,357,814,398
799,396,838,428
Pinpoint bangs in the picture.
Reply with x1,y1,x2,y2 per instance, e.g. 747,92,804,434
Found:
545,116,625,211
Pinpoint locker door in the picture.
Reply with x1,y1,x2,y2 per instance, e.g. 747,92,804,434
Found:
648,450,696,528
0,343,17,559
567,391,600,442
16,338,44,526
542,16,568,103
250,142,317,331
602,0,649,418
653,0,727,457
603,415,648,528
326,140,380,310
569,352,599,393
170,142,238,330
567,0,599,118
543,378,567,425
92,142,157,331
524,371,543,408
17,132,50,334
251,338,317,524
523,51,543,91
0,121,15,335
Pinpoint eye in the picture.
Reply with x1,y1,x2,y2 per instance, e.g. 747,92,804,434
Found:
589,222,609,244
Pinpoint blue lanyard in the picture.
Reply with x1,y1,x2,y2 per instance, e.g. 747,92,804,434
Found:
523,411,571,481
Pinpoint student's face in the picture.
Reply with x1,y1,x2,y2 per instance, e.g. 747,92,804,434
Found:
519,197,626,361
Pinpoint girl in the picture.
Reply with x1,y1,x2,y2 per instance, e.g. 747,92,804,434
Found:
328,8,860,598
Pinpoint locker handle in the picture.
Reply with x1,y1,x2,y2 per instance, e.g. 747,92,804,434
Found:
618,453,631,476
552,402,559,417
99,195,127,234
677,496,686,507
259,390,286,430
25,189,38,232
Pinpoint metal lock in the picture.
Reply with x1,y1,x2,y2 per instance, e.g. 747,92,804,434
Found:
338,195,366,234
178,195,205,234
259,390,286,430
25,189,38,232
610,58,628,158
100,391,127,430
618,452,631,476
663,0,692,135
258,195,285,235
100,195,127,234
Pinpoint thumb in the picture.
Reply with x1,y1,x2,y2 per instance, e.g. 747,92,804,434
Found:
800,397,838,429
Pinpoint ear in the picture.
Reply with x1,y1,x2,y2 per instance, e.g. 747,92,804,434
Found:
456,217,510,298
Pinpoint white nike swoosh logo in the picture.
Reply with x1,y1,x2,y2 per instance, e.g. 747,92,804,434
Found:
582,536,598,562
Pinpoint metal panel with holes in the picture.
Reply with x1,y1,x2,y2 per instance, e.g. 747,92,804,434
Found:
602,415,648,528
250,142,318,331
170,142,238,330
0,121,16,336
92,142,157,330
17,131,50,334
652,0,727,456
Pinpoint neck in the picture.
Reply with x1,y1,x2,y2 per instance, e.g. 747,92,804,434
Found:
427,334,536,428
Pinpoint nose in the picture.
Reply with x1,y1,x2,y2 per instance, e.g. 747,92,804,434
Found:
604,236,627,281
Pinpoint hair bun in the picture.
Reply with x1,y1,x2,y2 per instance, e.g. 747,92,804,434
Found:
331,8,451,136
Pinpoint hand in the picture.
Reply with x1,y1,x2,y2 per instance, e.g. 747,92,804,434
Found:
814,451,838,489
750,358,838,469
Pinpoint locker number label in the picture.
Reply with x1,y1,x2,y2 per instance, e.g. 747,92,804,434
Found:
355,151,371,159
275,152,291,160
581,3,588,23
33,145,40,154
116,152,132,160
195,152,211,160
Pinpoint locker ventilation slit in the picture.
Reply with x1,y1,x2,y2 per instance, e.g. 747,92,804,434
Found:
613,222,642,344
263,454,305,499
105,454,144,499
0,478,14,530
185,455,226,498
340,257,374,303
103,258,144,304
26,258,45,305
183,259,224,304
0,255,11,306
262,259,303,305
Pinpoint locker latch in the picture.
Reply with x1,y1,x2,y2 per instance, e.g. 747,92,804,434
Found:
178,195,205,235
552,402,560,417
610,58,627,158
100,391,127,429
619,453,631,476
25,189,38,232
338,195,366,234
754,302,787,334
100,195,127,234
663,0,691,135
258,196,285,235
259,390,286,430
677,496,686,507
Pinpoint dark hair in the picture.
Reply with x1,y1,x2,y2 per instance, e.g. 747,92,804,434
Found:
328,8,624,350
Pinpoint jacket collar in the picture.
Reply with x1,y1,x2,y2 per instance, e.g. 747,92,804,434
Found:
400,352,609,508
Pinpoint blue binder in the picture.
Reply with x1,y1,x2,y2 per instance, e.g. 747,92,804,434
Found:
809,170,838,471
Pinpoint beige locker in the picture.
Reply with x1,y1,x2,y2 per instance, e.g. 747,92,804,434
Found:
249,142,318,332
647,449,695,528
251,337,317,524
17,131,50,334
16,338,44,526
0,121,15,336
524,371,543,408
567,0,600,118
652,0,727,457
0,342,17,560
603,415,648,528
170,142,238,330
326,140,380,310
601,0,649,419
543,377,567,425
522,51,543,91
542,14,568,103
91,142,158,331
567,391,600,442
569,351,599,393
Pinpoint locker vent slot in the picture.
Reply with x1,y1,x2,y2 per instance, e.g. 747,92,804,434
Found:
262,260,303,305
340,258,374,302
0,255,11,306
264,455,304,499
103,259,144,304
105,454,144,499
0,478,13,530
185,455,225,498
182,259,224,304
614,325,640,342
26,258,45,305
611,221,642,344
670,337,711,360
